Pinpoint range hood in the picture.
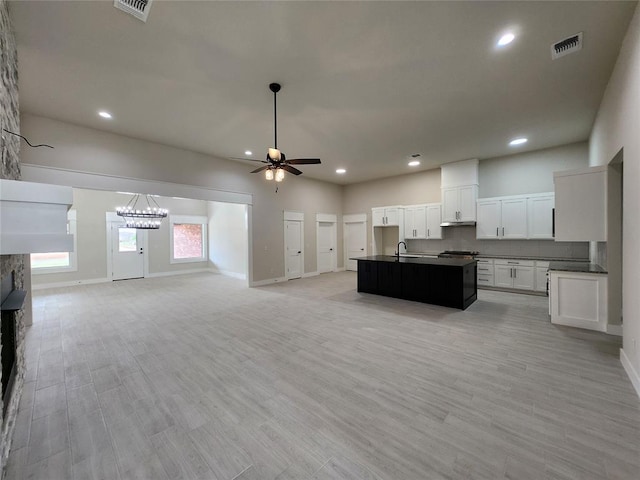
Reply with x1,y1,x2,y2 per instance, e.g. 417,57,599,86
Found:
0,179,74,254
440,221,476,227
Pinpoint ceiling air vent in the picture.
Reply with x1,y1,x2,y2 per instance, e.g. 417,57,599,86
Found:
551,32,583,60
114,0,153,23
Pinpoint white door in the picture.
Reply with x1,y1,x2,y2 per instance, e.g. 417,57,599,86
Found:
285,220,303,279
494,265,513,288
458,185,477,221
384,207,400,226
404,207,415,239
512,266,535,290
317,222,335,273
528,195,555,239
345,221,366,271
372,208,386,226
413,206,427,238
111,223,145,280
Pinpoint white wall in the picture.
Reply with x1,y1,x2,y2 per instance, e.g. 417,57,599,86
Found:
20,114,344,283
589,4,640,394
208,201,248,280
479,142,588,198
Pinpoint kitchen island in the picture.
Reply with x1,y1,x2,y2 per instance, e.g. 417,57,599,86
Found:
354,255,477,310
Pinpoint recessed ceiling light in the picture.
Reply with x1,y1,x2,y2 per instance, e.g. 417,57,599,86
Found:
244,150,252,156
408,161,421,167
336,168,346,174
497,33,515,47
509,137,528,146
98,111,112,119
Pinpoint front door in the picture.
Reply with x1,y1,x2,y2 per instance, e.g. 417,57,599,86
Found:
285,220,302,280
317,222,335,273
345,221,366,271
111,223,145,280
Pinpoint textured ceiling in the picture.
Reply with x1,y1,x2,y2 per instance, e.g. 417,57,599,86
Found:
8,1,637,184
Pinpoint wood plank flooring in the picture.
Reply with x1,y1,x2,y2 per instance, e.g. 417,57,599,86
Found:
4,271,639,479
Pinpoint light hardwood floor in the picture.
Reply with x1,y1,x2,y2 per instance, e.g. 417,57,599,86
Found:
4,271,640,479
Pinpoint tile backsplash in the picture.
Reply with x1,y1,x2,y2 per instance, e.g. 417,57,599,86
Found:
407,226,589,259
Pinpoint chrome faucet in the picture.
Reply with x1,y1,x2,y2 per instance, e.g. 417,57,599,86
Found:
396,241,407,258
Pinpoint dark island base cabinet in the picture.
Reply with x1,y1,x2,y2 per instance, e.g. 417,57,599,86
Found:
357,259,477,310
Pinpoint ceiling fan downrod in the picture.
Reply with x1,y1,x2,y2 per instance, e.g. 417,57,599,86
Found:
269,83,281,152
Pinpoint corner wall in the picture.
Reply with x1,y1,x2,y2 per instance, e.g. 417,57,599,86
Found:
0,0,25,470
589,3,640,395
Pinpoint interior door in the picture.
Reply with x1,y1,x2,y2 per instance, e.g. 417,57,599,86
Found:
111,223,145,280
285,220,302,279
317,222,335,273
345,221,366,271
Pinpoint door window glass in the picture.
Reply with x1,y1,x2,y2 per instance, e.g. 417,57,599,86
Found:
118,228,137,252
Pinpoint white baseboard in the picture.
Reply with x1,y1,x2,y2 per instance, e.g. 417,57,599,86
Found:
210,268,246,280
32,277,110,291
302,271,320,278
336,267,346,272
146,268,212,278
620,348,640,399
607,324,623,336
250,277,287,287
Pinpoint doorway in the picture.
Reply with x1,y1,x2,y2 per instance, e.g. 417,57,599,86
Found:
284,211,304,280
344,214,367,271
106,213,148,281
317,214,337,274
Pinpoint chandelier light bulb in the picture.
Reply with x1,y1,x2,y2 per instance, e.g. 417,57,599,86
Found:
275,168,285,182
265,169,274,180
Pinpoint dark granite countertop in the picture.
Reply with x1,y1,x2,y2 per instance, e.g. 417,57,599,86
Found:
548,261,607,274
351,255,476,267
476,255,589,262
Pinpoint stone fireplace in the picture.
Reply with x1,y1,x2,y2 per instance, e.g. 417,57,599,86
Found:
1,271,24,420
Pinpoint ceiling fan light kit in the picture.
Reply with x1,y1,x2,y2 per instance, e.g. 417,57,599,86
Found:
248,83,321,190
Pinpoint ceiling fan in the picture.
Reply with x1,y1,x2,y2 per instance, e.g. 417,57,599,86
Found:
247,83,321,183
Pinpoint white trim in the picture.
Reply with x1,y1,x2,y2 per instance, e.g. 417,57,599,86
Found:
21,163,253,205
32,277,110,291
336,267,346,272
302,271,320,278
606,324,623,336
620,348,640,399
146,268,212,278
250,277,287,287
344,213,367,223
170,214,208,264
284,210,304,222
316,213,337,223
210,268,247,280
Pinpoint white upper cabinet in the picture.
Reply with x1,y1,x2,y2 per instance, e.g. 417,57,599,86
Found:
476,200,501,239
442,185,478,223
425,204,442,239
372,206,401,227
441,159,479,223
554,166,606,241
501,198,528,239
476,193,553,240
404,205,427,239
528,194,555,239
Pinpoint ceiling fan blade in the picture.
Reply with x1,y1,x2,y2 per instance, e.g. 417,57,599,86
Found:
282,165,303,176
286,158,321,165
250,165,270,174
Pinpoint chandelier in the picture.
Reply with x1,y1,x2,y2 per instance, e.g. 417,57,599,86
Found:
116,194,168,229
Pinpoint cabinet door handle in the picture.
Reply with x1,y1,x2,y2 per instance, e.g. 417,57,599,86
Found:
502,227,505,236
507,261,519,264
427,228,430,237
496,227,499,237
510,268,513,278
514,268,517,278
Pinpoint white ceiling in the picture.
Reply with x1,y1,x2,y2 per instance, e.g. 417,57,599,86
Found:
8,1,637,184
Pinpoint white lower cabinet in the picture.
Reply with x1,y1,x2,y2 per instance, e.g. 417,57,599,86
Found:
491,259,535,290
476,259,494,287
549,271,607,332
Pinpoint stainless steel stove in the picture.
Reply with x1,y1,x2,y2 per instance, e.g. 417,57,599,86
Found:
437,250,479,259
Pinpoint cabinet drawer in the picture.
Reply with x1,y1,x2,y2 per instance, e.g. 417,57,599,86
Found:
494,259,534,267
477,259,494,265
477,273,494,286
476,265,494,275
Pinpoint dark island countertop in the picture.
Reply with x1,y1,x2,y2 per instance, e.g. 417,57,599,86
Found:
351,255,477,267
548,261,607,274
